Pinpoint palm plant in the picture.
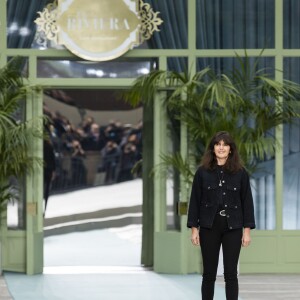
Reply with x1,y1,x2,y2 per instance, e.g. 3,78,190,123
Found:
126,53,300,184
0,57,43,219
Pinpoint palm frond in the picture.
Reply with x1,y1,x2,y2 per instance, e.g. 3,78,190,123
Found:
0,184,19,216
124,70,188,107
0,57,43,212
152,152,195,186
125,51,300,182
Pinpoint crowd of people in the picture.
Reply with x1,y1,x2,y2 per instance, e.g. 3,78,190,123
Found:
43,104,143,193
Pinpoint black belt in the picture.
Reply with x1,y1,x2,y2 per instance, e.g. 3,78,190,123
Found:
218,210,226,217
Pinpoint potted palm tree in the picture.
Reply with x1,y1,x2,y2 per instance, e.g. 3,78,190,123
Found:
0,57,43,274
125,53,300,266
126,53,300,182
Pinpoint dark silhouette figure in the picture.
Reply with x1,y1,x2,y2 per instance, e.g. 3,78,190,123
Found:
117,143,137,182
71,139,87,187
99,141,120,184
43,139,56,216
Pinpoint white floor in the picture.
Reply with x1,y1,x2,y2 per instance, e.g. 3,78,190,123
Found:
5,225,211,300
4,179,232,300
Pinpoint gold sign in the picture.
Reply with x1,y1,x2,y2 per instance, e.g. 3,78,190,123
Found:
177,201,188,216
35,0,163,61
27,203,37,216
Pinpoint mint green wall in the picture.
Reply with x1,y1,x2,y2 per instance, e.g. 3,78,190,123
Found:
0,0,299,274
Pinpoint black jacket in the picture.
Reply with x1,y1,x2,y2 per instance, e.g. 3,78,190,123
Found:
187,166,256,230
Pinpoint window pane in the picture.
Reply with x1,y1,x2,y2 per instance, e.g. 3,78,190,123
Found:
37,59,155,78
145,0,188,49
284,0,300,49
196,0,275,49
283,57,300,229
7,0,48,49
251,171,275,230
7,57,29,78
166,117,181,231
167,57,188,73
197,56,274,75
43,89,143,194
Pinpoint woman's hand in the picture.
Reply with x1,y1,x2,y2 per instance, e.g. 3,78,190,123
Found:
191,227,200,246
242,228,251,247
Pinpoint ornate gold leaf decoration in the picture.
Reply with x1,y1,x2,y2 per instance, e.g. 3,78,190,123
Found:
35,0,59,44
139,0,163,41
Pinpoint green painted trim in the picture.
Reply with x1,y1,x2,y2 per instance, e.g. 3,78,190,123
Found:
1,233,26,273
277,230,300,235
179,92,188,209
158,56,167,71
240,230,300,273
0,55,6,68
275,122,283,231
275,0,284,232
243,230,300,237
179,94,188,271
153,57,167,232
34,89,44,233
25,91,33,274
187,0,196,84
2,230,26,238
34,78,136,87
154,230,202,274
0,0,7,51
0,0,7,68
25,89,43,275
4,48,300,58
275,0,283,51
182,0,197,274
179,92,188,203
28,55,37,80
153,91,167,232
188,0,196,51
154,231,184,273
4,49,74,57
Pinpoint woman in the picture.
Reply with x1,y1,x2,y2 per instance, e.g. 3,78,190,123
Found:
187,131,255,300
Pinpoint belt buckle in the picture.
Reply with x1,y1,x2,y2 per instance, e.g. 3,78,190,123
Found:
219,210,226,217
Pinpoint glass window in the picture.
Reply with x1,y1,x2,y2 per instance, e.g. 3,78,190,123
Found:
7,57,29,78
37,59,155,78
7,179,26,230
7,0,49,49
197,56,274,75
43,89,143,193
167,57,188,73
196,0,275,49
251,169,275,230
283,57,300,229
166,116,181,231
145,0,188,49
284,0,300,49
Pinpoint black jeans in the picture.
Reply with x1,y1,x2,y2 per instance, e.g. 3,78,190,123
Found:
200,214,243,300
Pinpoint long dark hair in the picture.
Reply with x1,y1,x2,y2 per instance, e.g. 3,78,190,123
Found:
201,131,243,173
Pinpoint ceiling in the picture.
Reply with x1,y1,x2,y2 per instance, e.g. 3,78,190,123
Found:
44,89,139,111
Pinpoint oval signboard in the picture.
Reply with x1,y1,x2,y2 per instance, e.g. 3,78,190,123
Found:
35,0,163,61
